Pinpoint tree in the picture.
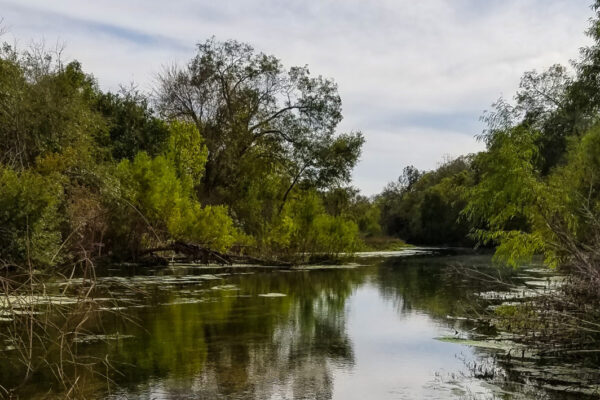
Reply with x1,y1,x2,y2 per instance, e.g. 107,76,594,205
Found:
95,88,170,160
0,166,64,266
0,46,102,169
278,132,364,213
322,187,381,238
377,157,475,245
156,38,362,212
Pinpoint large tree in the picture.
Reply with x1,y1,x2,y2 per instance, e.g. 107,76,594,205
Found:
156,39,363,211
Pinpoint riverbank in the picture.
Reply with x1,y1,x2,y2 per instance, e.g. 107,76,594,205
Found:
435,261,600,398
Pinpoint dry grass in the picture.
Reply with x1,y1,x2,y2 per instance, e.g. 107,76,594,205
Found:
0,251,116,399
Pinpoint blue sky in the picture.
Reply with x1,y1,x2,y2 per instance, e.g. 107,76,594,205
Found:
0,0,593,194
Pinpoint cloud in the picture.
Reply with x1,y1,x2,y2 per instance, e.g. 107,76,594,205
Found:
0,0,594,194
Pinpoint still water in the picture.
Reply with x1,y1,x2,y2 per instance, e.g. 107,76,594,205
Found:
3,250,597,399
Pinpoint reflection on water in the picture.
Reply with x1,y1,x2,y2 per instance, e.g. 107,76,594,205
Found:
0,252,589,399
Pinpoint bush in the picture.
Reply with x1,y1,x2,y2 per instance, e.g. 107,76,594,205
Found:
0,166,64,266
264,191,360,259
109,151,237,257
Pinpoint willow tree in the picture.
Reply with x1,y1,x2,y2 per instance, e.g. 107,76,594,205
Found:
156,39,363,231
463,0,600,268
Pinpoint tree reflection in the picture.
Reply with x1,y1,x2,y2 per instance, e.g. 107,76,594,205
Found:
102,268,365,399
374,254,509,320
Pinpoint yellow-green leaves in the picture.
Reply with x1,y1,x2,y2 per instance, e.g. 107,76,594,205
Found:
114,151,237,253
164,121,208,187
0,166,64,266
466,123,600,268
264,191,360,259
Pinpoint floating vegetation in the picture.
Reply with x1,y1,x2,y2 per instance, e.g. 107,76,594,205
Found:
292,263,361,270
476,289,540,301
435,336,521,352
353,248,435,258
95,274,225,288
0,295,81,308
445,315,471,321
98,306,129,311
486,301,522,311
73,333,135,344
210,284,239,291
161,298,207,305
521,268,555,275
0,309,42,316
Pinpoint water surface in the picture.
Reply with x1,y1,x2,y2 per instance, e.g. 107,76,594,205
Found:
2,251,595,399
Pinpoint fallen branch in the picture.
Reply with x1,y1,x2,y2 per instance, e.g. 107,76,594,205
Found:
141,241,293,267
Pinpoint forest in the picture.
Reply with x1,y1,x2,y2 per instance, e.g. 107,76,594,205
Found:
6,2,600,272
3,0,600,325
0,38,385,269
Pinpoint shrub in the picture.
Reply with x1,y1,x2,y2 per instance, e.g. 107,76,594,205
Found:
0,166,64,266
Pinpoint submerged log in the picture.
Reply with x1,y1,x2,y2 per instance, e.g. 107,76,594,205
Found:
141,241,292,267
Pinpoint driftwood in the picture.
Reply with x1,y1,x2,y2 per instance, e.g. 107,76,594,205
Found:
141,241,292,267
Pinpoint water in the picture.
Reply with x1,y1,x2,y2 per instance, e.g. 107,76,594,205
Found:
1,250,597,399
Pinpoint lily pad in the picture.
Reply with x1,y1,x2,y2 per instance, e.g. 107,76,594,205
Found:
353,248,435,258
211,284,239,291
0,295,80,308
98,306,128,311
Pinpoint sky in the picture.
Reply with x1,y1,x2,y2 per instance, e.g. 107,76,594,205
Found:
0,0,594,195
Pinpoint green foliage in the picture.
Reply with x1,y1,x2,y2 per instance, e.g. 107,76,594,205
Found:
322,187,381,238
466,107,600,267
264,191,360,259
378,157,475,245
230,167,289,237
164,121,209,188
310,214,360,257
0,40,365,266
460,2,600,268
95,89,170,160
156,38,363,218
113,152,236,254
362,236,409,251
0,48,103,169
0,166,64,266
463,123,566,267
465,127,541,227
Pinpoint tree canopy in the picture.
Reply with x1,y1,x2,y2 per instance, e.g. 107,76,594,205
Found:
0,39,372,267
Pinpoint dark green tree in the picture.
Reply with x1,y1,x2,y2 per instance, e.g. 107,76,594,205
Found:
95,88,170,160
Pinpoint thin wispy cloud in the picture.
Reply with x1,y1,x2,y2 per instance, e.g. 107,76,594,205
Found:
0,0,593,194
